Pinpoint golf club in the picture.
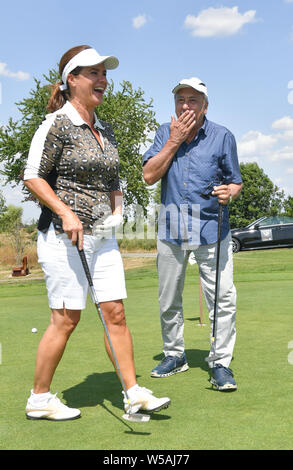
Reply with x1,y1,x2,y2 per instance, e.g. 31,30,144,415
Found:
188,253,206,326
198,277,206,326
77,245,150,423
205,202,223,364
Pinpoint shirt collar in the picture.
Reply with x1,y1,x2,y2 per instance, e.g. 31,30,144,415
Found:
49,100,105,130
199,116,208,136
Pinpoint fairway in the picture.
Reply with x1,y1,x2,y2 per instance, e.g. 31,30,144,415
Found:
1,248,293,450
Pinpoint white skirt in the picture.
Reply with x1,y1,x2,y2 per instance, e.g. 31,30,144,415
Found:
37,223,127,310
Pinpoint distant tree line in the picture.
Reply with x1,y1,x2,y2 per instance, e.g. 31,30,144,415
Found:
228,162,293,228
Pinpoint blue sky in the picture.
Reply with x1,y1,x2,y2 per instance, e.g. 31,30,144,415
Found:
1,0,293,222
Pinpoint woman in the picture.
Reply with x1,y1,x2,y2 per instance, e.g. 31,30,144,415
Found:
24,45,170,421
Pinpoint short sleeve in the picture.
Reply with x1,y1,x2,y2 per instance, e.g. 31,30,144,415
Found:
142,124,170,166
221,131,242,185
23,116,63,181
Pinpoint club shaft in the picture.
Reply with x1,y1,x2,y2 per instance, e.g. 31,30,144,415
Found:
77,247,130,402
212,204,223,340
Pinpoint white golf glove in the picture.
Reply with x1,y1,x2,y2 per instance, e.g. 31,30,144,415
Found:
93,214,123,237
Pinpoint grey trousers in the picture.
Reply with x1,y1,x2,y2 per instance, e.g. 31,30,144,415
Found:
157,233,237,368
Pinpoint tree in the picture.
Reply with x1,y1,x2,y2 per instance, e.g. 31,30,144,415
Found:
228,162,285,228
0,71,55,188
0,70,158,217
97,80,158,215
283,195,293,217
0,204,25,264
0,189,6,216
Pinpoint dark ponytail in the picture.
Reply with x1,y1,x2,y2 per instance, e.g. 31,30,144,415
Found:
47,82,66,113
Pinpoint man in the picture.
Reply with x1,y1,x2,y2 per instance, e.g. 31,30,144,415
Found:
142,77,242,391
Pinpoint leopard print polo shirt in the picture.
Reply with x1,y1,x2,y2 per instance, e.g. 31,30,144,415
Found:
24,101,120,235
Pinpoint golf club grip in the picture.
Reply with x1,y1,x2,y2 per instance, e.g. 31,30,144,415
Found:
77,248,94,287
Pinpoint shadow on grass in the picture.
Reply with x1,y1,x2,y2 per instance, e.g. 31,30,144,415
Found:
63,371,120,410
62,372,170,434
186,316,208,323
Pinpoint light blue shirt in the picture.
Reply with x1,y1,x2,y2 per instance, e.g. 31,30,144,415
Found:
142,118,242,246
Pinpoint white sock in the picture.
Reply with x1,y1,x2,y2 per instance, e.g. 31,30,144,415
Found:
126,384,140,398
30,390,52,406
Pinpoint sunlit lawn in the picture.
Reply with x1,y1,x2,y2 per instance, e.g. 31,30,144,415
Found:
1,248,293,450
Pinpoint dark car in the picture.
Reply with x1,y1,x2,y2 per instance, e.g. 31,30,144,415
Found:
231,216,293,253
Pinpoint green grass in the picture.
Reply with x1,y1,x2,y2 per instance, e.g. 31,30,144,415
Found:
1,248,293,450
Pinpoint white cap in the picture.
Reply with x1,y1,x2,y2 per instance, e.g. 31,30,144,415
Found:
172,77,208,98
60,48,119,91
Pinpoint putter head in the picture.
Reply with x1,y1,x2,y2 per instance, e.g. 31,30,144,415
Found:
122,397,150,422
122,413,150,423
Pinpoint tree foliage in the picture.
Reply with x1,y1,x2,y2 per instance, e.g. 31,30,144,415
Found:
97,80,158,213
0,204,22,233
0,189,6,216
0,204,25,264
283,195,293,217
0,70,158,216
0,71,57,187
228,162,285,228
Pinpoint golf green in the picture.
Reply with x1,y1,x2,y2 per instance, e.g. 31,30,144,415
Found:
1,248,293,450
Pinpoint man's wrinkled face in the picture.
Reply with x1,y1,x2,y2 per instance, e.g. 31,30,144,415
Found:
175,87,208,121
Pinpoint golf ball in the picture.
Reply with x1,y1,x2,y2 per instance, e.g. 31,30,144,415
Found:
31,328,38,333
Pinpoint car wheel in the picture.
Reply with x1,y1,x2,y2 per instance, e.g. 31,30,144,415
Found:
232,237,241,253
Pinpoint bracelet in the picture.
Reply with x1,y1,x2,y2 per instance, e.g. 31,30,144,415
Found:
229,194,233,204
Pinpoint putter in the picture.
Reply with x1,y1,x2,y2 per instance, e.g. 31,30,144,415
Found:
198,277,206,326
205,202,223,364
188,254,206,326
77,245,150,423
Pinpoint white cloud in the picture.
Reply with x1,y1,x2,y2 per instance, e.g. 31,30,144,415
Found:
132,14,147,29
276,129,293,141
237,115,293,164
270,145,293,161
0,62,30,81
272,116,293,142
238,155,261,165
184,6,257,38
237,130,277,158
272,115,293,130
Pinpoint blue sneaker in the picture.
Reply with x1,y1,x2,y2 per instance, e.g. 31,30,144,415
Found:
151,354,189,378
210,364,237,391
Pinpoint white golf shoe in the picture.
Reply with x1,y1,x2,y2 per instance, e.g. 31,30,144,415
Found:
123,385,170,414
26,391,81,421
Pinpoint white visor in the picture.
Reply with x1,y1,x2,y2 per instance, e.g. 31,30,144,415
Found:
59,48,119,91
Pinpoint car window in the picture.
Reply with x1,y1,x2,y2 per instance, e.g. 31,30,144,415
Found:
258,216,293,227
279,216,293,224
246,217,266,228
258,217,278,226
